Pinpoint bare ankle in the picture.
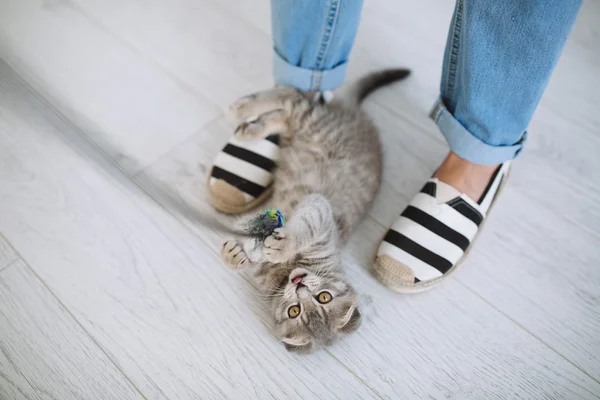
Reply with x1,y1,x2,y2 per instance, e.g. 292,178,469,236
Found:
434,152,499,202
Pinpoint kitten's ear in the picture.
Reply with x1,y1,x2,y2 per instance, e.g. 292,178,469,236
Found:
282,338,314,354
339,307,362,334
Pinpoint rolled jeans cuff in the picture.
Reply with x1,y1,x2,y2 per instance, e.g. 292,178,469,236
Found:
272,49,348,92
430,98,527,165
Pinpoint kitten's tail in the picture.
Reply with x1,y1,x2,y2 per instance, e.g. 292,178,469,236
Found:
344,68,411,106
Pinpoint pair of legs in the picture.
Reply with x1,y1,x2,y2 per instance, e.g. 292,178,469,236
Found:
268,0,581,291
208,0,582,291
272,0,581,199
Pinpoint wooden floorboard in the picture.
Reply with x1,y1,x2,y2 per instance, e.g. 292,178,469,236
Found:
0,0,598,397
0,260,143,400
0,0,220,174
0,236,17,272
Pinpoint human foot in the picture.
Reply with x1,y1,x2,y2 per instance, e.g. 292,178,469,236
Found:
373,158,511,293
434,152,500,203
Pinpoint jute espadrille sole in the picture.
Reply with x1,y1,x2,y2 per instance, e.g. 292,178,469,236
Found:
207,177,274,215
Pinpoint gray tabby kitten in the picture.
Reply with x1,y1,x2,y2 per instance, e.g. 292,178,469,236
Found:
220,69,410,353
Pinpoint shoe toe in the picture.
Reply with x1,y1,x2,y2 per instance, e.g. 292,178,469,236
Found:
374,254,418,291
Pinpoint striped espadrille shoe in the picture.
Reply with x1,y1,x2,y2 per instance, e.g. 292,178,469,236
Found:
374,162,511,293
208,134,280,214
208,92,334,214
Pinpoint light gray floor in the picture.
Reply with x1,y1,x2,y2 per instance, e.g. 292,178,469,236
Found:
0,0,599,399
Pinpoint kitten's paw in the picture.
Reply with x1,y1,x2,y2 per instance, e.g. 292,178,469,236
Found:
263,228,296,263
225,95,257,124
221,240,251,270
233,119,264,141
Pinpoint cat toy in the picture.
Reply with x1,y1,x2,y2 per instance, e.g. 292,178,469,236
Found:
240,209,285,264
245,209,285,240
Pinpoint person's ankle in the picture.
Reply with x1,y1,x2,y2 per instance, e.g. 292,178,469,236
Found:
434,152,499,202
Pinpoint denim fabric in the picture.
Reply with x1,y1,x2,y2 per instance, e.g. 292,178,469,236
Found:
433,0,582,164
271,0,363,91
271,0,581,164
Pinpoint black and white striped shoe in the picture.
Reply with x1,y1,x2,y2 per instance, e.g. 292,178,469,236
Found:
207,91,333,214
374,162,511,293
208,134,280,214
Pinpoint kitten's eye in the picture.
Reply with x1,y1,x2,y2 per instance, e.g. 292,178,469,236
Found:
317,291,333,304
288,305,301,318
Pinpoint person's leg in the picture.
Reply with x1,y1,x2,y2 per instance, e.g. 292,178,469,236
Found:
208,0,364,214
271,0,364,92
375,0,582,292
432,0,582,200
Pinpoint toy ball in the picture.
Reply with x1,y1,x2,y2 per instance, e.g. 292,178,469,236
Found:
264,209,285,228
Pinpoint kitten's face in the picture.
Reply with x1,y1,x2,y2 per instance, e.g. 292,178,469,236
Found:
269,266,362,354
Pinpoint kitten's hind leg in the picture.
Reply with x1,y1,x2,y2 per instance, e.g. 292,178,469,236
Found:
234,109,288,141
226,86,301,126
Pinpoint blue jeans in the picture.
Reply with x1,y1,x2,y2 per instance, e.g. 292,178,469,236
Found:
271,0,582,165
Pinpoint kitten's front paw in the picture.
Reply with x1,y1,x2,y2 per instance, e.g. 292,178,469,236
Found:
234,119,263,141
221,240,251,270
263,228,296,263
225,95,256,124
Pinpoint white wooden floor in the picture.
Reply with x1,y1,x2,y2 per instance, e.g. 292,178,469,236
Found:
0,0,599,399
